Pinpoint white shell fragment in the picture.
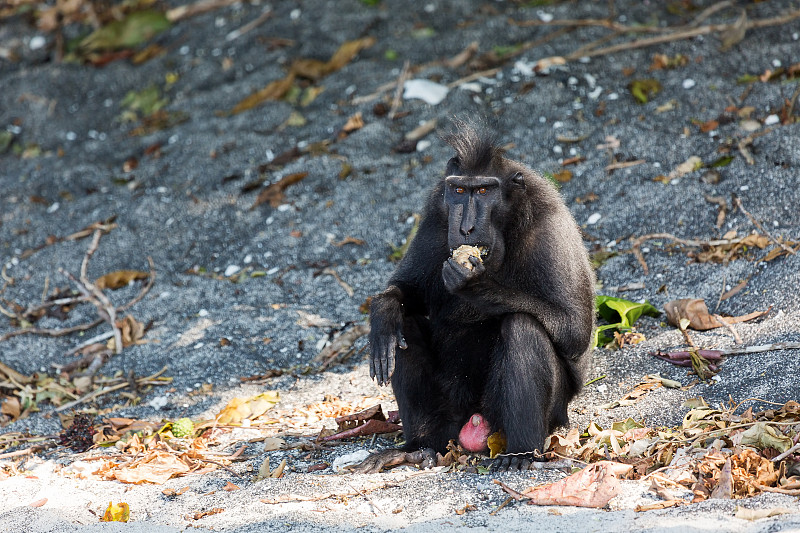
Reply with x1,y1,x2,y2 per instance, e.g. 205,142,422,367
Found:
403,79,450,105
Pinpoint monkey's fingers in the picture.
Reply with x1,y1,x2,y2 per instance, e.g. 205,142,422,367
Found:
377,339,395,386
396,327,407,350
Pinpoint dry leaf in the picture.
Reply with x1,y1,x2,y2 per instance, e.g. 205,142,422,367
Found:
635,500,682,512
719,10,747,51
230,73,296,115
112,452,190,484
251,172,308,209
223,482,240,491
342,112,364,133
262,437,286,452
215,391,280,425
331,236,365,247
664,298,769,331
95,270,150,290
27,498,47,508
524,461,632,508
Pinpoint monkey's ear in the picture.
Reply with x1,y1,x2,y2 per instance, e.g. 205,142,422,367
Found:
446,157,461,176
510,171,526,189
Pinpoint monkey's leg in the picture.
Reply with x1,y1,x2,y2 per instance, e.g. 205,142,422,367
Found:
390,315,465,454
483,313,566,470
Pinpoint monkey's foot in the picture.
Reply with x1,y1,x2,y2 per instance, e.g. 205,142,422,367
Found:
350,447,436,474
485,451,547,472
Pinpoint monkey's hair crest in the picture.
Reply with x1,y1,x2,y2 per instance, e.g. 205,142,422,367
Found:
443,118,502,176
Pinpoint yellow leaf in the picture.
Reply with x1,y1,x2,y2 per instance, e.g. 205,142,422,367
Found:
487,431,506,458
101,502,130,522
215,392,279,424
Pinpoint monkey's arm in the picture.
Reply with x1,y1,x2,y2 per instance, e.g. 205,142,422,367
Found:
443,255,594,359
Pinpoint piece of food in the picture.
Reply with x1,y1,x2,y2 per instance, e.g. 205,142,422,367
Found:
452,245,484,270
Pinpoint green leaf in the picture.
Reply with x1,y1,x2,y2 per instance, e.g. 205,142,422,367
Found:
80,11,170,52
596,295,660,329
628,79,662,104
708,155,734,168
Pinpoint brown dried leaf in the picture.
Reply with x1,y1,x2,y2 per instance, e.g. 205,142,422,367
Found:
230,73,296,115
112,451,191,484
95,270,150,290
331,236,365,247
524,461,632,508
251,172,308,209
342,112,364,133
664,298,768,331
1,397,22,420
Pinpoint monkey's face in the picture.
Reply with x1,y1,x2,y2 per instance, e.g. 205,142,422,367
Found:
444,175,505,267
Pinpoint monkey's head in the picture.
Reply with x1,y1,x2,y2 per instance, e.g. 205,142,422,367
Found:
441,122,529,269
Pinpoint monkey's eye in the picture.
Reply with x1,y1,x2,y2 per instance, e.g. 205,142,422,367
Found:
477,187,487,195
454,186,465,194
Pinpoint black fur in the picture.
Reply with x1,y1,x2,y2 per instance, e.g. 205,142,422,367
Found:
367,121,595,470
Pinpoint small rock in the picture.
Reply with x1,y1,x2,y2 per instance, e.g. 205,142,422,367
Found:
403,79,449,105
700,169,721,184
587,213,602,225
682,79,696,89
739,119,761,132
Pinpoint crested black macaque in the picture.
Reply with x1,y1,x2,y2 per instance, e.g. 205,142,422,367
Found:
355,121,595,473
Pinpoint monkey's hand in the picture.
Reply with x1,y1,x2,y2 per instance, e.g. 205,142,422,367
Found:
350,448,436,474
442,255,485,293
368,289,407,386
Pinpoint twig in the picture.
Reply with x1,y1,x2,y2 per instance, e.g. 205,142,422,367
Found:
489,497,514,516
64,331,115,356
117,257,156,312
493,479,529,501
688,1,734,27
348,482,385,515
0,319,104,343
772,443,800,463
756,484,800,496
0,442,56,460
166,0,240,22
553,9,800,62
605,159,645,171
388,61,410,120
785,84,800,123
61,268,122,355
712,314,742,344
734,196,796,256
511,17,670,33
225,7,272,42
721,341,800,356
447,67,502,89
197,458,241,477
55,365,169,411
